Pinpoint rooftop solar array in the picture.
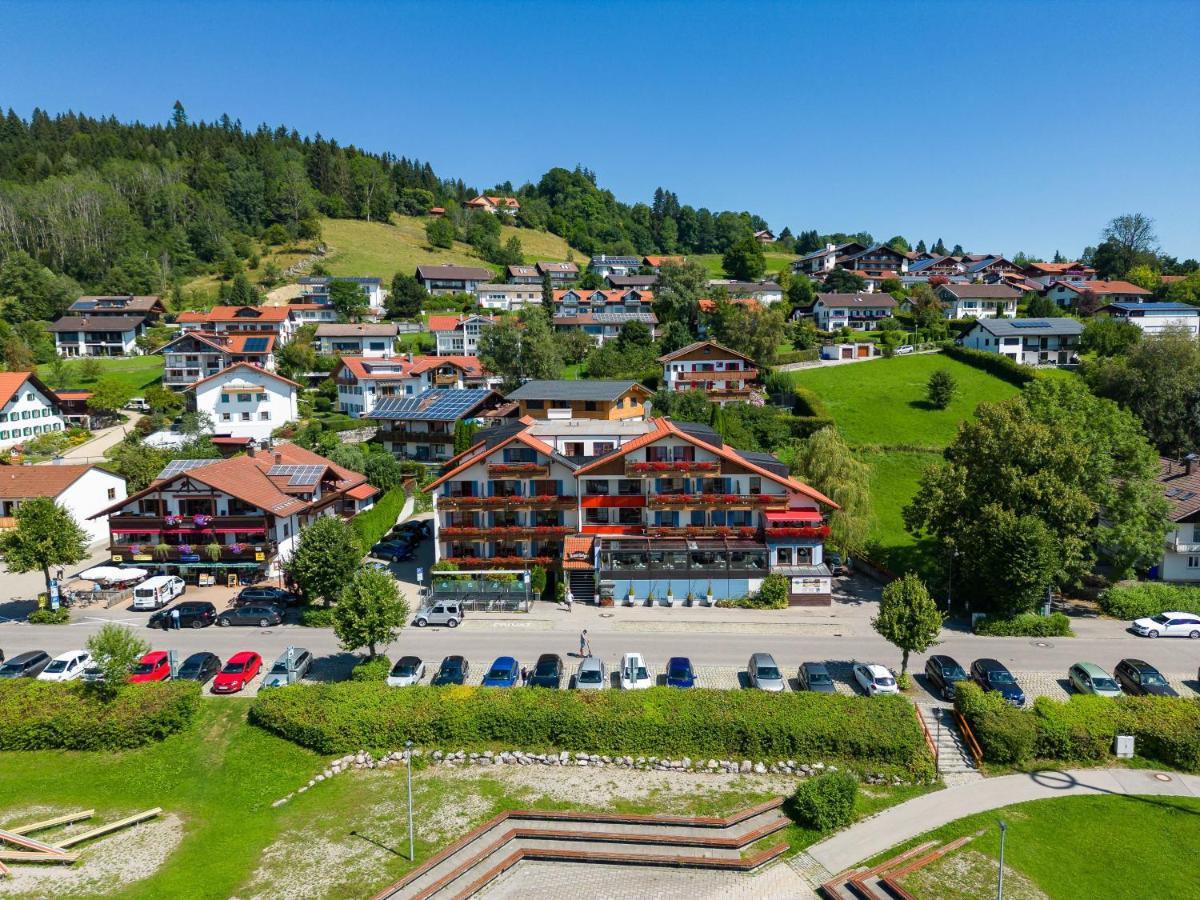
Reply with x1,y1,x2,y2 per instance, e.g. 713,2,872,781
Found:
157,459,217,480
372,389,494,422
1011,320,1050,328
267,464,326,486
242,337,269,352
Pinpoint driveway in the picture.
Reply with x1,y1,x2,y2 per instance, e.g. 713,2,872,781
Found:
41,412,143,463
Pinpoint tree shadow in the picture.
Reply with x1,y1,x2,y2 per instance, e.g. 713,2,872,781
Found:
1027,768,1200,817
0,598,37,622
308,651,361,683
908,399,939,411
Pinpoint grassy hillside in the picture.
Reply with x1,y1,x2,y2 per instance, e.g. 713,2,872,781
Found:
693,251,795,279
38,355,164,394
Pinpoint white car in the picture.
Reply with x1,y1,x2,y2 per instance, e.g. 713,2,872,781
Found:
619,653,652,690
386,656,426,687
853,663,899,695
37,650,91,682
1131,611,1200,639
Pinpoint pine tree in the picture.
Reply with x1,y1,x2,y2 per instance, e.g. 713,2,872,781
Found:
541,271,555,322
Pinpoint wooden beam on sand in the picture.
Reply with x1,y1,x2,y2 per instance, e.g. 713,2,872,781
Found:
8,810,94,836
56,808,162,849
0,829,70,856
0,850,80,864
0,858,10,878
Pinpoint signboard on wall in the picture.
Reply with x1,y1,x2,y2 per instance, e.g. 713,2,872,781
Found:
791,577,825,594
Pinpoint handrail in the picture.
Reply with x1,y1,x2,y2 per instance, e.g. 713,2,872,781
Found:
954,710,985,766
914,705,939,769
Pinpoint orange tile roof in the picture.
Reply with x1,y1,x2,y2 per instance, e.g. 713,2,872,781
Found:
347,483,380,500
1055,279,1152,295
1024,261,1091,274
225,334,276,353
53,390,94,400
697,297,761,313
337,355,487,381
0,464,120,499
184,362,300,391
643,256,685,267
0,372,35,409
553,289,654,304
426,314,498,332
177,305,290,323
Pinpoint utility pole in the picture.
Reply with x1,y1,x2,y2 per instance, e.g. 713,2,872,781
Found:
997,820,1007,900
406,739,415,861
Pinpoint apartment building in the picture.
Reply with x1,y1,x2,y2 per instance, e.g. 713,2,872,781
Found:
427,314,498,355
658,340,761,405
475,283,544,312
334,355,489,417
176,305,294,344
314,323,398,357
50,315,148,357
158,332,276,389
370,387,502,463
505,380,652,421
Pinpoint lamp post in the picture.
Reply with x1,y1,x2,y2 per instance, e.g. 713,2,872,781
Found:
406,739,415,861
996,819,1007,900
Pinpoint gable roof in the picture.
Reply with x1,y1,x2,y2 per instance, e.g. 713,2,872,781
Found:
177,305,290,324
554,289,653,304
49,315,147,332
1158,457,1200,522
698,297,762,314
970,318,1083,337
336,355,485,381
1022,261,1092,275
369,388,501,422
415,264,495,281
1052,279,1152,296
314,323,399,338
1100,302,1199,314
814,292,898,309
506,265,539,277
68,295,162,314
537,261,579,274
426,313,499,332
425,421,580,491
705,279,782,293
183,362,300,392
604,274,659,288
506,380,650,403
0,372,57,410
657,339,757,365
964,256,1016,274
643,255,685,268
0,464,121,500
937,283,1022,300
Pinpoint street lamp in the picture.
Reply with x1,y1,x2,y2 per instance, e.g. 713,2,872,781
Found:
996,819,1008,900
406,739,415,861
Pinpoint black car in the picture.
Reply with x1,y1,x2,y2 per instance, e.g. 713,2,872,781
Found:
148,601,217,630
0,650,51,679
391,522,426,543
971,658,1026,706
925,654,969,701
217,604,283,627
431,655,469,686
237,586,301,608
528,653,564,689
797,661,837,693
176,652,221,685
1114,658,1178,697
371,541,415,562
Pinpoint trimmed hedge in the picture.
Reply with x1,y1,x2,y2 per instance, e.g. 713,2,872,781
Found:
250,684,935,776
350,485,406,551
791,771,858,830
939,345,1035,386
1099,583,1200,620
351,655,392,682
0,680,200,751
974,612,1074,637
775,348,820,365
956,682,1200,771
299,606,335,628
28,607,71,624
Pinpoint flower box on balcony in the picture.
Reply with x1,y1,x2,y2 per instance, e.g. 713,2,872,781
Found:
648,493,788,508
487,463,548,476
766,525,830,539
629,460,719,474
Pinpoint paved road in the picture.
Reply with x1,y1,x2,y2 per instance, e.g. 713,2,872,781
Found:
40,411,143,463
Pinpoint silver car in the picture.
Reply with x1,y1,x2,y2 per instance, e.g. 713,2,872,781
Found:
413,601,464,628
260,647,312,689
574,656,608,690
747,653,786,692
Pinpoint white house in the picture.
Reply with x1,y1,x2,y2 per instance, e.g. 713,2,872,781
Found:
1097,302,1200,336
809,293,898,331
427,314,497,355
586,255,642,278
0,372,67,450
315,323,398,358
935,283,1021,319
1046,279,1153,309
157,332,276,390
333,354,490,417
0,464,126,545
49,315,147,357
475,283,544,312
961,318,1083,366
298,276,384,314
185,363,299,443
1154,457,1200,582
705,280,784,305
177,305,295,344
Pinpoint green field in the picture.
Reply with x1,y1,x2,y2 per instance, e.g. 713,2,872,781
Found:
875,794,1200,899
693,251,795,279
38,354,164,394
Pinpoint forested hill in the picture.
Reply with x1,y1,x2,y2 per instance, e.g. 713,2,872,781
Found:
0,104,780,294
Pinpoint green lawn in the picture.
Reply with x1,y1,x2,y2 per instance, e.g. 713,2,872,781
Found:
38,354,164,394
693,252,795,279
858,448,942,576
873,794,1200,899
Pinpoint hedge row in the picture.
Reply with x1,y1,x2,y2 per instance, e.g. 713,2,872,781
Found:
973,612,1074,637
1099,583,1200,620
939,345,1035,386
249,684,934,776
350,485,406,551
0,681,200,751
955,682,1200,771
774,348,820,365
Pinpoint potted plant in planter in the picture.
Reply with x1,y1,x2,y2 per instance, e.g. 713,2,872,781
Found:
626,585,636,606
645,589,656,608
153,542,172,560
706,581,715,607
686,590,695,607
666,586,675,607
203,542,222,562
599,588,614,608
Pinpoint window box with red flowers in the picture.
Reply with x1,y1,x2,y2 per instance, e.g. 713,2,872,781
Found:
765,525,830,539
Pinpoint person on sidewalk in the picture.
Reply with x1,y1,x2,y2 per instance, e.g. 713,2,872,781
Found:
579,629,591,658
566,589,573,613
170,606,181,630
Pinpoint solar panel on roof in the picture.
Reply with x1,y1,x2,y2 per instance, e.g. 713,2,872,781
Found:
1166,487,1181,497
157,459,216,480
243,337,268,352
1180,491,1197,501
267,463,326,486
1011,321,1050,328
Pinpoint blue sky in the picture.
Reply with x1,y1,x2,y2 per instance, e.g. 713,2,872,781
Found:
3,0,1198,258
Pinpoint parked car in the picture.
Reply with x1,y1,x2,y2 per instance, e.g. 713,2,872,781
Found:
176,652,221,685
620,652,652,690
387,656,426,687
797,661,836,693
431,655,469,686
413,601,463,628
371,541,415,562
482,656,520,687
391,521,429,541
148,601,217,630
211,651,263,694
237,586,301,608
924,654,968,701
125,397,151,412
1068,662,1123,698
0,650,51,679
826,553,848,577
971,658,1026,706
665,656,695,688
217,604,283,627
1114,658,1178,697
747,653,786,692
79,664,105,684
131,575,186,611
528,653,564,689
364,561,389,573
129,651,172,683
573,656,608,690
896,345,915,355
1131,611,1200,639
261,648,312,688
37,650,90,683
853,663,899,695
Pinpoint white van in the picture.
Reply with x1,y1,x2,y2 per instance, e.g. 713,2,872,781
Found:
125,398,151,412
132,575,186,610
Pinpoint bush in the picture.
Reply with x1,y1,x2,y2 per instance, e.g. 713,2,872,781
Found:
775,349,820,365
0,681,199,750
974,612,1074,637
251,685,934,777
350,655,392,682
790,771,858,830
351,486,406,551
954,682,1037,764
939,345,1034,386
1099,583,1200,620
28,607,71,624
299,606,336,628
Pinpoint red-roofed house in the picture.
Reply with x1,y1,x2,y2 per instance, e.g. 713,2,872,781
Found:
157,332,277,389
0,464,126,543
1046,279,1153,309
177,305,295,344
464,195,520,215
0,372,66,449
184,363,299,442
333,354,491,417
427,314,498,355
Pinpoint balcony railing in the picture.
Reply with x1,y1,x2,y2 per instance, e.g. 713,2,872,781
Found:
110,541,276,563
440,525,570,540
674,368,758,382
108,514,270,533
387,430,455,444
433,373,460,386
625,460,720,476
439,555,555,569
765,525,830,539
438,494,576,510
645,526,759,540
1169,538,1200,553
487,462,550,478
646,493,788,509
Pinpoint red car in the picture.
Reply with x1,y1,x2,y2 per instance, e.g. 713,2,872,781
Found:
212,651,262,694
129,651,172,683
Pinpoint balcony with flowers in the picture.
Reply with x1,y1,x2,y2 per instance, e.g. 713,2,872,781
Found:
625,459,720,477
438,494,576,510
439,525,571,540
762,509,830,540
487,462,550,478
646,493,788,509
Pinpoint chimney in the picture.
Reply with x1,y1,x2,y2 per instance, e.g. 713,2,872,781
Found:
247,444,256,458
274,452,283,465
1186,453,1197,476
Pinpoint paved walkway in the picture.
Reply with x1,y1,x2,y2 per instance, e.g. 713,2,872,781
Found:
807,767,1200,874
39,411,143,464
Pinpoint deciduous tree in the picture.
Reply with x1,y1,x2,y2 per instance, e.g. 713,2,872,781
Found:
872,573,941,675
287,516,362,607
85,623,150,697
0,498,89,593
333,567,408,659
722,235,766,281
788,426,872,556
328,279,369,322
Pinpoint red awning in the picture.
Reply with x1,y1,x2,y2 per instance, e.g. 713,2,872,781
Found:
764,509,822,523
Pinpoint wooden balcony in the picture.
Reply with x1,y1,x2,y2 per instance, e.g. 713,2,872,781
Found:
109,541,276,563
487,462,550,478
646,493,788,509
644,526,760,540
386,430,455,444
674,368,758,382
439,525,571,540
433,373,460,386
108,514,270,533
438,495,576,510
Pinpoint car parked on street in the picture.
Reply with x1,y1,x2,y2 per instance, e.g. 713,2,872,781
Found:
573,656,607,690
826,553,848,577
797,661,836,693
482,656,520,687
391,521,429,542
0,650,51,679
237,586,301,608
217,604,283,627
149,601,217,630
176,652,221,685
1131,611,1200,639
853,663,898,695
924,654,968,701
1114,658,1178,697
528,653,564,689
666,656,695,688
1068,662,1123,697
413,602,463,628
212,651,262,694
747,653,786,692
971,658,1026,706
371,541,415,562
261,648,312,688
37,650,91,682
620,652,652,690
387,656,426,687
129,651,172,683
431,656,469,686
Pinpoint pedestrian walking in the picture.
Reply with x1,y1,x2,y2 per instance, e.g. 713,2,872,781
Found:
520,665,529,685
170,606,180,630
566,589,573,613
579,629,591,658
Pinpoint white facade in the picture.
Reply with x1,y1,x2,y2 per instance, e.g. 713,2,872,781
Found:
0,381,66,449
316,331,396,358
53,325,141,357
1101,304,1200,336
476,284,544,312
190,366,298,442
0,466,126,545
433,317,493,355
1160,522,1200,582
810,296,896,331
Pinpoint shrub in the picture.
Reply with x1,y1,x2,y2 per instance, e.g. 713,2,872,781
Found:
954,682,1037,764
0,681,199,750
775,349,820,365
28,607,71,624
350,486,406,551
939,345,1034,386
790,771,858,830
974,612,1074,637
1099,583,1200,620
926,369,957,409
250,685,934,777
299,606,336,628
350,655,392,682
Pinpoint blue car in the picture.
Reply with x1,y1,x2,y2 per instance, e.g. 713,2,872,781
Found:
666,656,695,688
482,656,520,687
371,541,415,562
971,658,1026,707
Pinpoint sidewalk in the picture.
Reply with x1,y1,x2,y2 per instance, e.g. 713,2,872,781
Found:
38,412,143,464
807,767,1200,874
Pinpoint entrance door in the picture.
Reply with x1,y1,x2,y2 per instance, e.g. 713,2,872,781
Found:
840,347,853,359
